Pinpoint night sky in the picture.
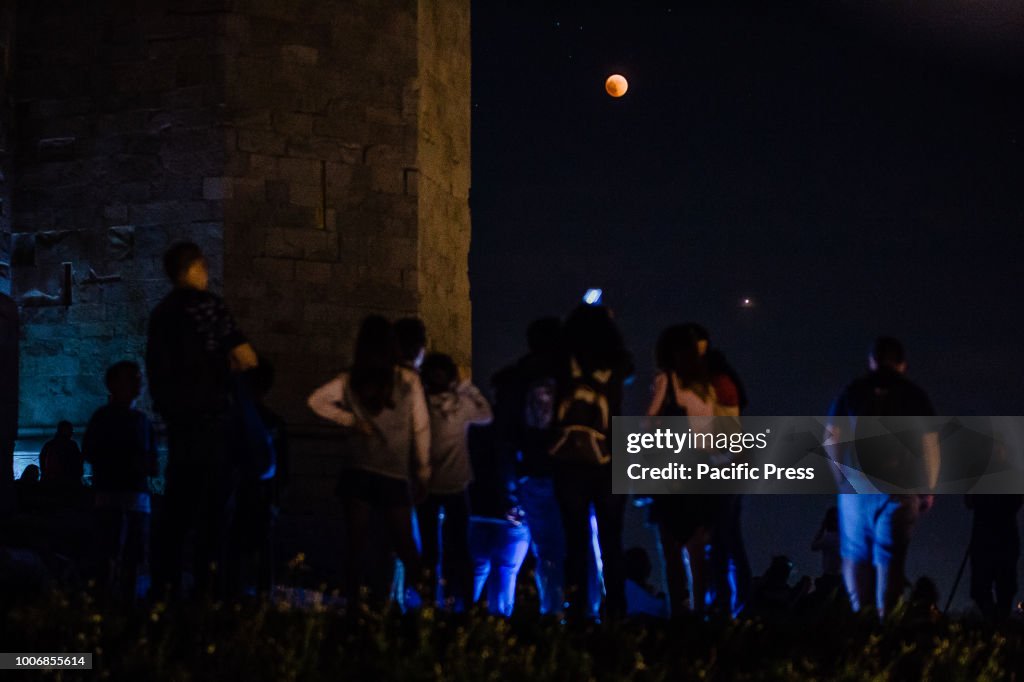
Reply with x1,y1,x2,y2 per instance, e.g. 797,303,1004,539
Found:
469,1,1024,608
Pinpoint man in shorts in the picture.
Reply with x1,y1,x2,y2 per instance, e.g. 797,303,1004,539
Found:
824,337,940,617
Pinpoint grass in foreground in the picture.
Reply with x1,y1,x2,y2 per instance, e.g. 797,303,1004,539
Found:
1,587,1021,682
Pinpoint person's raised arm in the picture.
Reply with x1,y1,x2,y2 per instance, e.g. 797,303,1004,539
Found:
458,381,493,425
918,394,940,509
921,431,940,491
646,372,668,417
409,373,431,486
823,419,847,490
307,374,356,428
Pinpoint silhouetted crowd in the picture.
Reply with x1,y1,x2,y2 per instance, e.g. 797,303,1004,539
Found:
2,242,1021,624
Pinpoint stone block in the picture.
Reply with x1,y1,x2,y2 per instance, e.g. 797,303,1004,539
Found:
263,228,303,259
312,113,368,141
302,334,336,356
233,109,273,130
237,128,286,155
303,301,339,324
160,85,208,109
280,44,319,65
295,261,331,284
272,111,315,136
128,200,218,226
251,257,295,282
203,176,233,200
325,161,354,200
36,136,77,161
370,166,403,194
102,204,129,224
289,182,321,210
264,180,289,204
248,153,279,178
269,204,319,230
277,157,320,185
366,105,402,126
66,303,104,324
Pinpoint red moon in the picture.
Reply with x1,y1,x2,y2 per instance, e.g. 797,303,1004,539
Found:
605,74,628,98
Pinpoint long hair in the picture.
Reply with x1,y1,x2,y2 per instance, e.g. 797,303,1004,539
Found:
563,304,628,374
655,323,711,399
683,323,749,410
350,315,399,416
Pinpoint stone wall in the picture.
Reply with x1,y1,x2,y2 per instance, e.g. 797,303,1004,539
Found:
10,0,226,428
7,0,471,434
216,0,473,516
4,0,472,539
417,0,472,372
0,1,13,295
221,0,423,432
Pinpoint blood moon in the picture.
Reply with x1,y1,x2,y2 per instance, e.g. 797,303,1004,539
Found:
605,74,628,98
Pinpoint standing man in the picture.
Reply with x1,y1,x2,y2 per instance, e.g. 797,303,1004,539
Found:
824,337,940,617
0,290,18,515
146,242,258,597
491,317,571,615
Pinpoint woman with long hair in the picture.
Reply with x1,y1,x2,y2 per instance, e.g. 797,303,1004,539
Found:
646,323,718,617
685,323,751,616
308,315,430,605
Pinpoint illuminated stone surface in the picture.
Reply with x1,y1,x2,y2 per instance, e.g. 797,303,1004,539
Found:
1,1,471,530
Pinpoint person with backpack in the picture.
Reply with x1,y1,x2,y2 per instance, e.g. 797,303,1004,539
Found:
146,242,259,598
307,315,430,606
645,324,719,616
551,303,633,621
824,337,940,617
417,352,493,609
82,361,159,601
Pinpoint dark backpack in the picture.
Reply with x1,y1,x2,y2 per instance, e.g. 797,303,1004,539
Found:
549,359,613,466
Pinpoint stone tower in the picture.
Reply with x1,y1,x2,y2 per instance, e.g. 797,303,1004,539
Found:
0,0,471,523
1,0,470,426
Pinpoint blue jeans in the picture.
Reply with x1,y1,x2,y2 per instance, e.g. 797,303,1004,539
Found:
517,477,566,613
470,518,530,616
